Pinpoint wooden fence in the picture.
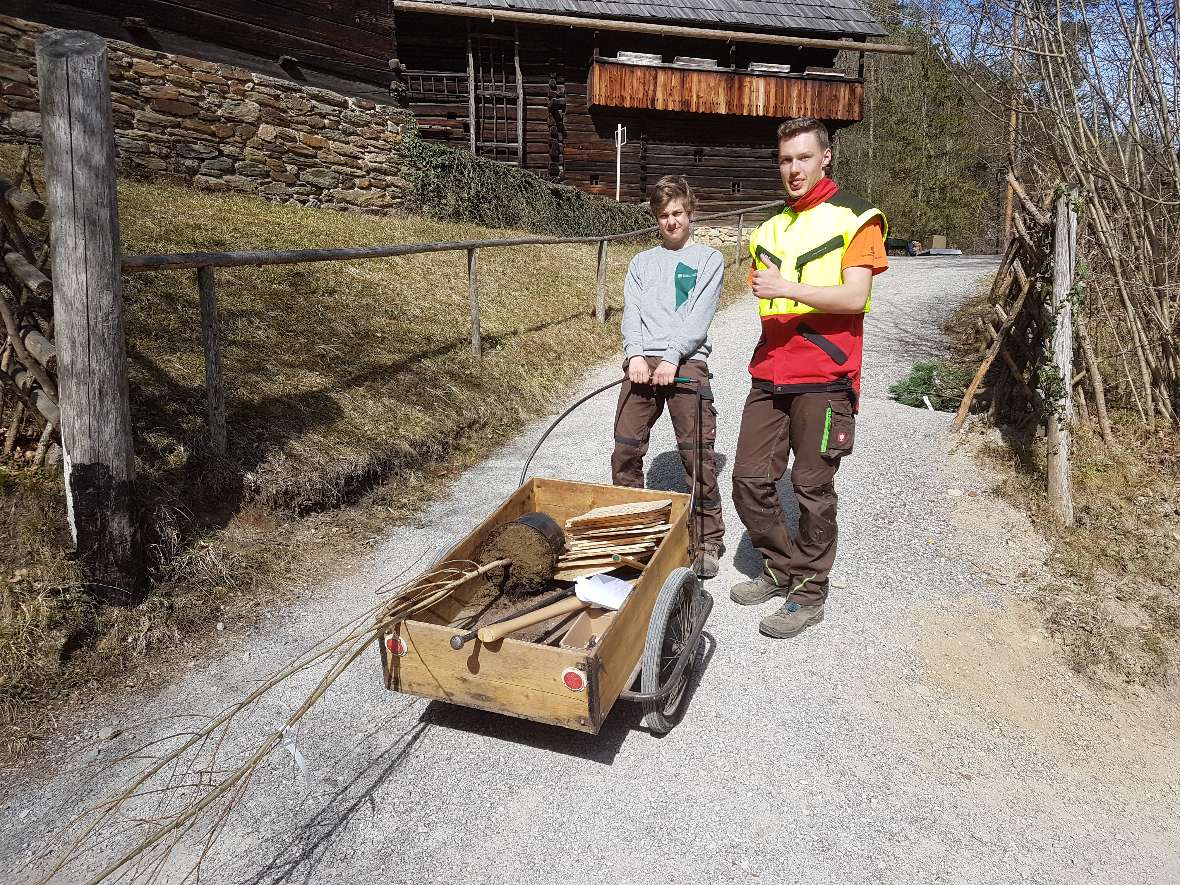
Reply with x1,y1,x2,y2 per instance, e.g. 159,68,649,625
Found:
6,28,783,600
120,201,782,457
0,155,56,466
952,177,1078,526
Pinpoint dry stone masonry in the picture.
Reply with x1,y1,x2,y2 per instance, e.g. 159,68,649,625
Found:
0,15,414,213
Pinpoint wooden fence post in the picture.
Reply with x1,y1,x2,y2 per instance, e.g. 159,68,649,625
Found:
196,266,227,453
734,213,744,267
37,30,142,601
467,247,481,358
1046,191,1076,527
595,238,608,324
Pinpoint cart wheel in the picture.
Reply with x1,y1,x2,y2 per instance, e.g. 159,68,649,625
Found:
641,566,702,734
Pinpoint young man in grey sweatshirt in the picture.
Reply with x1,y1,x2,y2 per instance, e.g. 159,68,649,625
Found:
612,175,726,578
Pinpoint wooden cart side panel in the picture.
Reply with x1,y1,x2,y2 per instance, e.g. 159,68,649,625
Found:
587,505,691,726
388,620,597,732
531,478,689,525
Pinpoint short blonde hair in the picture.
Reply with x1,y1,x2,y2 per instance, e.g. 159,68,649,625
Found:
649,175,696,215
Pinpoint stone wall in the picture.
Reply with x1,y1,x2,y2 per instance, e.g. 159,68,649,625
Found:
694,224,749,250
0,15,413,213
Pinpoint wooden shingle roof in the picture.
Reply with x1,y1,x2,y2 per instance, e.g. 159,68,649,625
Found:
406,0,889,39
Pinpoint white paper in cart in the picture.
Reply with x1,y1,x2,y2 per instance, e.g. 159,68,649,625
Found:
574,573,634,610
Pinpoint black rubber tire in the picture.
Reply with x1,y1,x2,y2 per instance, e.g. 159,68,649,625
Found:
640,566,701,734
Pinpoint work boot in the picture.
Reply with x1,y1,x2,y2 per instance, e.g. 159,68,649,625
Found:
694,543,724,580
729,567,786,606
759,600,825,639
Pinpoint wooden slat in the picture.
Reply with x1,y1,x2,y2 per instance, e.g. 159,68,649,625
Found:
389,619,595,731
951,268,1039,430
588,60,864,121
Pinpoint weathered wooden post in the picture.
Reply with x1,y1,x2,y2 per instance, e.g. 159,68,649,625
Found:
595,238,608,323
467,247,481,359
196,266,227,453
1046,191,1076,527
734,213,744,267
38,31,142,601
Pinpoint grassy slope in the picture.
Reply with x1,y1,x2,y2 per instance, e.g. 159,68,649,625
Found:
0,145,748,752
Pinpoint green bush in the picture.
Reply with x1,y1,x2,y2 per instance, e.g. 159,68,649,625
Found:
404,139,653,237
889,360,975,411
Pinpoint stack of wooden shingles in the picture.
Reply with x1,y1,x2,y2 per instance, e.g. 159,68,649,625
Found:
555,499,673,580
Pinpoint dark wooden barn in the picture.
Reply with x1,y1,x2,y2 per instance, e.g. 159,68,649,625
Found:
14,0,902,210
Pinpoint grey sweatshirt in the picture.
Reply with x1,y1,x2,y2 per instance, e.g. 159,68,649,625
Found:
621,240,724,366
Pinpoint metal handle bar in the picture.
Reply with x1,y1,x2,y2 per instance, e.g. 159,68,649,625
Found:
517,374,702,487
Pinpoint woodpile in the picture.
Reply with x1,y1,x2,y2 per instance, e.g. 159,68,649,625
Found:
0,147,59,467
554,498,672,580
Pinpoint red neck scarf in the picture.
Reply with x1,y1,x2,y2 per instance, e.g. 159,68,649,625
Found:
788,176,838,213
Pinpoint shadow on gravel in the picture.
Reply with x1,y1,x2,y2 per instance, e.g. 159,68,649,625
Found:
645,449,728,495
418,631,719,760
243,717,432,885
733,479,800,577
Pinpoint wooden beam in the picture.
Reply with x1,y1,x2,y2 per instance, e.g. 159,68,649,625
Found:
120,201,787,273
1046,192,1076,526
467,247,481,358
37,29,142,601
392,1,916,55
466,25,476,155
595,239,608,324
4,250,52,297
951,268,1038,430
514,26,524,167
196,266,227,454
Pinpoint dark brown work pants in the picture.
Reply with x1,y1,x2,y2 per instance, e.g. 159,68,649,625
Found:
611,358,725,547
731,387,856,604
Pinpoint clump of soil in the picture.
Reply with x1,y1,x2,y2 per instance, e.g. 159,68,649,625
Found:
477,518,562,597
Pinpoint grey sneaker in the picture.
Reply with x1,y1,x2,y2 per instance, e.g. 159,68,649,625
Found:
729,571,785,606
694,544,724,580
759,600,825,639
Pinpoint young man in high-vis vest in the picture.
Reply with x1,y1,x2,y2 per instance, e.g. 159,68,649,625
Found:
730,118,888,639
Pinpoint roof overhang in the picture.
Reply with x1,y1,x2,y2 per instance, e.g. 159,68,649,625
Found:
391,1,915,56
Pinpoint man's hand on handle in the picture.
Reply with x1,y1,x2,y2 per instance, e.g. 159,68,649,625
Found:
651,360,678,386
626,356,652,385
626,357,679,386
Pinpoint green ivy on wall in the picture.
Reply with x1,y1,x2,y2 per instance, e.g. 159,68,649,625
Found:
404,138,653,237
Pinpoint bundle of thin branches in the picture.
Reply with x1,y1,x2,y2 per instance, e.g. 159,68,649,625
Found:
925,0,1180,429
37,556,498,885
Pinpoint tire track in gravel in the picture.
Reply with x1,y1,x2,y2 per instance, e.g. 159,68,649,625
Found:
3,256,1178,885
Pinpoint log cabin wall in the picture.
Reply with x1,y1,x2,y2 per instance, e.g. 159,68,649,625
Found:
397,16,861,212
15,2,871,212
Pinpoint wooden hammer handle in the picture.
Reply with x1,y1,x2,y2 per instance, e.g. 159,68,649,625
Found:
477,595,588,644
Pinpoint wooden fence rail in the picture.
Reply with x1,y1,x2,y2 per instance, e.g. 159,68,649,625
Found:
119,199,780,455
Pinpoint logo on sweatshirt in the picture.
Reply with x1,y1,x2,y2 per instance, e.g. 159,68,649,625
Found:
674,262,697,309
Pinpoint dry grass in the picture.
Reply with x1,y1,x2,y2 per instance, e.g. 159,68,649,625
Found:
0,144,748,756
955,286,1180,692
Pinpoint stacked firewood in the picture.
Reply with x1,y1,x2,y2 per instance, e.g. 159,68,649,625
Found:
0,149,58,467
555,499,672,580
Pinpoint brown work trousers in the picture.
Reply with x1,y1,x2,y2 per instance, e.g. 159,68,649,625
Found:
611,358,725,547
731,386,856,604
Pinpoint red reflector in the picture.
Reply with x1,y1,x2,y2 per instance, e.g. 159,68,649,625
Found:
562,668,585,692
386,635,407,657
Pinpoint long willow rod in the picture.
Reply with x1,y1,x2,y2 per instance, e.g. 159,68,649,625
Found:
42,558,503,885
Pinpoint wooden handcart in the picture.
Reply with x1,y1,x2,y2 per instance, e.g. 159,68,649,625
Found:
378,477,712,734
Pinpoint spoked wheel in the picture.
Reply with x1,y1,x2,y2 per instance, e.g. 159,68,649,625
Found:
641,566,703,734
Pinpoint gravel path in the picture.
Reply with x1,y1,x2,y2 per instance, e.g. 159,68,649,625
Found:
4,256,1179,885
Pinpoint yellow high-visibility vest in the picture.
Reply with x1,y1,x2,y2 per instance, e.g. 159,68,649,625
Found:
749,194,887,317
